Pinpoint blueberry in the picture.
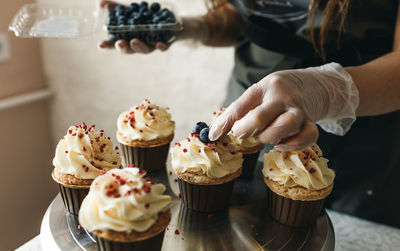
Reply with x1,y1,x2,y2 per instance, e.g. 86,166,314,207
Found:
128,18,135,25
117,17,127,25
166,17,175,24
150,2,161,13
109,10,116,17
130,3,139,12
160,9,172,19
139,1,148,10
142,11,153,19
199,128,211,144
152,16,160,24
115,4,125,13
193,122,208,134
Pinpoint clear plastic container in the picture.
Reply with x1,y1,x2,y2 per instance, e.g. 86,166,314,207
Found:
9,2,183,44
9,3,102,38
102,2,183,45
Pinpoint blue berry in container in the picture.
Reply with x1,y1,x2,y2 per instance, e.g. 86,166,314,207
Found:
130,3,139,12
118,17,127,25
194,122,208,135
199,128,211,144
109,10,116,17
166,17,175,24
152,16,160,24
150,2,161,13
139,1,148,10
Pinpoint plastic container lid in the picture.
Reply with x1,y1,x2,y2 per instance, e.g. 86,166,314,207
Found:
9,3,103,38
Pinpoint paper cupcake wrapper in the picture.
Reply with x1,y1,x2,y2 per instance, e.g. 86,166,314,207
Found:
58,184,90,215
267,188,325,227
93,230,165,251
178,179,235,213
241,151,261,178
120,143,170,172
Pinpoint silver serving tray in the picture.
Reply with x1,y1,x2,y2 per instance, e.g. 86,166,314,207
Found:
40,164,335,251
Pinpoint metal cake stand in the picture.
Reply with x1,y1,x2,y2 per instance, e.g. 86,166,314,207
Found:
40,163,335,251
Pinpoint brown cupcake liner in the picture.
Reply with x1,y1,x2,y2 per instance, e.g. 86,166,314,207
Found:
58,184,90,215
93,230,165,251
241,151,261,178
178,178,235,213
267,188,325,227
120,142,170,172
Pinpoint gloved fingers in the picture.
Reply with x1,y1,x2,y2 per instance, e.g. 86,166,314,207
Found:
116,40,135,54
209,83,264,141
155,42,170,52
254,108,303,144
100,0,118,10
130,39,155,54
274,120,319,151
98,40,115,49
230,101,285,139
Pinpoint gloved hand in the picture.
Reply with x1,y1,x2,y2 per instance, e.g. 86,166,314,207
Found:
209,63,359,151
98,1,209,54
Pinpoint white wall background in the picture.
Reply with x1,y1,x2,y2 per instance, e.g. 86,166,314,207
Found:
39,0,234,145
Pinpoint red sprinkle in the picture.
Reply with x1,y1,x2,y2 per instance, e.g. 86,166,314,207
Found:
139,129,143,133
68,129,73,134
213,112,216,115
78,225,82,229
230,151,236,155
83,146,86,152
123,120,128,123
72,133,77,136
107,137,111,140
183,148,188,153
223,143,228,147
175,229,180,235
139,169,147,175
65,150,69,154
186,137,191,142
269,168,273,171
124,191,131,196
112,161,117,165
100,133,103,137
127,164,135,168
100,171,106,175
145,203,150,209
177,193,181,198
142,186,151,193
174,179,178,183
309,168,316,174
198,149,201,153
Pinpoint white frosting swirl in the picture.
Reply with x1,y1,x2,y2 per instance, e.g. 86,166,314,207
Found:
79,168,171,232
262,145,335,190
53,123,121,179
117,99,175,141
171,134,243,179
213,107,261,149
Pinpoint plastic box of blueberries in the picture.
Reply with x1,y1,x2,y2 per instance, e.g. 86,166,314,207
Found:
106,1,183,45
9,1,182,44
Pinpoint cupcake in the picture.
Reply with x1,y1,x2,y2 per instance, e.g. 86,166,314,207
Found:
213,108,264,177
52,123,122,215
79,167,172,251
171,123,243,212
117,99,175,172
262,144,335,227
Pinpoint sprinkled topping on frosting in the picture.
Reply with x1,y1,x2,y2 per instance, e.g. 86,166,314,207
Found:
262,144,335,190
53,123,121,179
117,99,175,141
79,168,171,232
171,134,243,179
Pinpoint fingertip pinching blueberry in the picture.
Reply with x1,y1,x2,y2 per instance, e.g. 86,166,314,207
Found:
199,128,211,144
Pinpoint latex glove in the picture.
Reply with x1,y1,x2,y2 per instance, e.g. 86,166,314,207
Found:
209,63,359,151
98,1,208,54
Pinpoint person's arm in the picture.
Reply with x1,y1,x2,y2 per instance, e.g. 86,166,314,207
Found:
209,3,400,151
346,2,400,116
99,0,245,53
